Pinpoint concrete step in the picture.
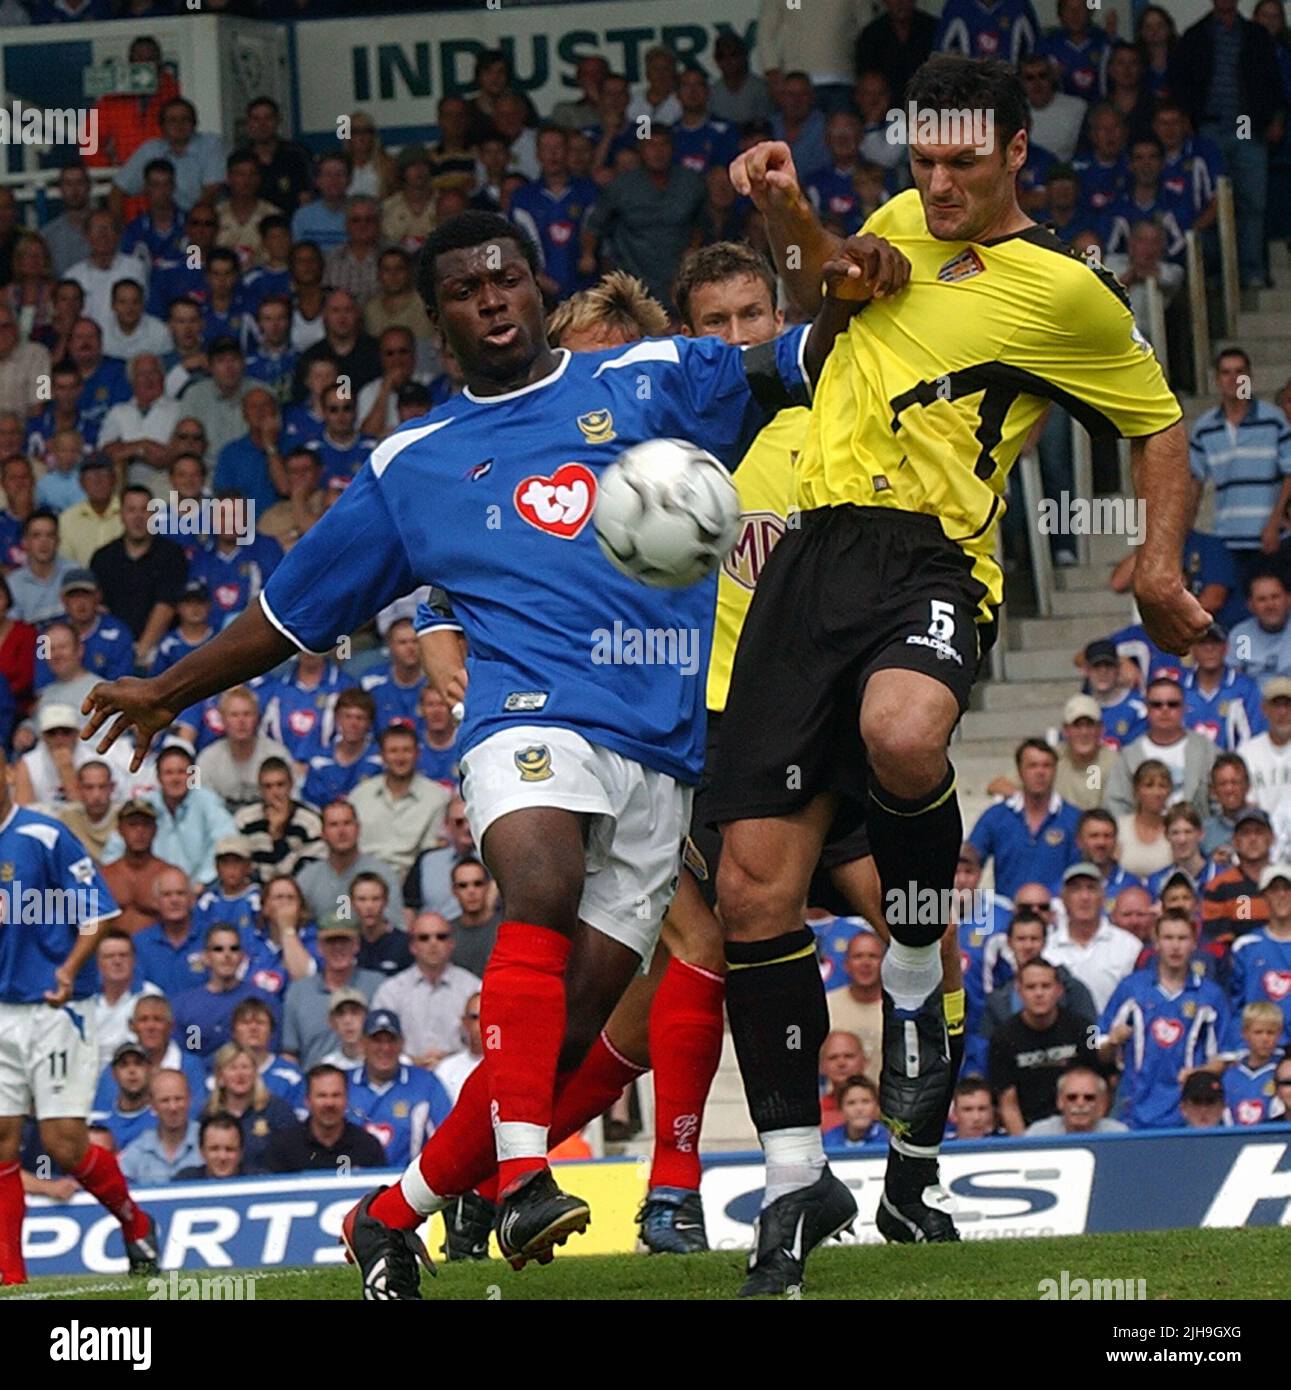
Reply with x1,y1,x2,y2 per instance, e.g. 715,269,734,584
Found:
957,735,1038,761
961,707,1061,740
1012,614,1119,649
949,753,1013,798
975,676,1079,711
1055,564,1119,592
1086,530,1137,565
1049,585,1132,617
1004,646,1089,681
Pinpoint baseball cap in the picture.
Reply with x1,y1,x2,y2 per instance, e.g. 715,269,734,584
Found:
1181,1072,1223,1105
1083,639,1118,666
112,1040,147,1065
363,1008,403,1038
1259,863,1291,892
1264,677,1291,701
1198,622,1227,643
38,703,78,734
397,142,430,170
79,451,112,474
1063,694,1102,724
1160,868,1197,894
118,797,158,822
180,578,209,601
60,567,97,595
327,986,367,1015
317,913,359,939
208,335,242,358
1062,862,1102,885
1234,806,1273,832
213,834,252,860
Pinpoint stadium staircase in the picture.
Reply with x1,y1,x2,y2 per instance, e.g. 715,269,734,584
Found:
610,245,1291,1159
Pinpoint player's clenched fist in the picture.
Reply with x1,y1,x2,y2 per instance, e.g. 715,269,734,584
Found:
728,140,806,214
1133,573,1212,656
823,234,912,304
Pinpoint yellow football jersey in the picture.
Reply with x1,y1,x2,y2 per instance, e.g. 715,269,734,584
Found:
707,405,809,713
796,190,1183,617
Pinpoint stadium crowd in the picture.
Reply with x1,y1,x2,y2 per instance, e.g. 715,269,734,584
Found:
5,0,1291,1201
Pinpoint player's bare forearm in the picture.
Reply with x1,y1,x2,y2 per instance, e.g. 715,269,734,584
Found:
48,914,115,1004
1130,424,1211,655
805,295,861,387
82,600,297,768
999,1086,1025,1136
804,234,912,385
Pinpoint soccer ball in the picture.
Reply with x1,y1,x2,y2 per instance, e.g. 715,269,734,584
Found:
594,438,742,589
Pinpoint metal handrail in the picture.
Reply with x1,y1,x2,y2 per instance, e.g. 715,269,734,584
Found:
1017,447,1054,620
1144,274,1169,382
1071,417,1093,567
1184,229,1210,397
1216,175,1240,337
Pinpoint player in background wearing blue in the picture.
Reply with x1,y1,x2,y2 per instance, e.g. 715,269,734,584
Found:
1098,910,1228,1129
80,210,899,1298
0,746,159,1284
1222,1001,1284,1125
1227,863,1291,1051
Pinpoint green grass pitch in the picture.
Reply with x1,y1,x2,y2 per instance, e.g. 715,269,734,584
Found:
3,1227,1287,1301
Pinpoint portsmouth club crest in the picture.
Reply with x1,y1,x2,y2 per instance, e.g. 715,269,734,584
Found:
515,745,553,782
577,409,615,444
938,248,985,283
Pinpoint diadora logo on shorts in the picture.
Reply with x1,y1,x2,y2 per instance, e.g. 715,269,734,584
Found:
515,746,553,782
577,409,615,444
514,463,596,538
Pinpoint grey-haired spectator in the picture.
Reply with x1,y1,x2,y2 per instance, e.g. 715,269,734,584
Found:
98,352,181,495
1234,678,1291,854
264,1064,386,1173
282,917,384,1069
89,485,187,663
1026,1066,1127,1135
1046,863,1143,1014
1104,676,1218,820
0,302,51,417
67,209,150,331
92,930,162,1068
296,798,404,933
119,1070,201,1185
371,912,482,1069
324,195,385,307
357,326,420,439
292,152,352,251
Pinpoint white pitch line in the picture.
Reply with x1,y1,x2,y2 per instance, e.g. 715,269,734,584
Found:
1,1267,333,1300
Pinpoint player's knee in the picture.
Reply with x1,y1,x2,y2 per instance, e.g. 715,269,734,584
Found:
42,1127,85,1172
716,845,799,942
500,863,583,938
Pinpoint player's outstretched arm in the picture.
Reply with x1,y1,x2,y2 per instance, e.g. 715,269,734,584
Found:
81,600,297,771
729,141,841,316
1130,421,1212,656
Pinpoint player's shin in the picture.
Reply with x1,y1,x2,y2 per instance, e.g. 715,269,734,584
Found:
0,1160,26,1284
648,957,725,1191
69,1143,148,1242
725,928,830,1205
482,920,572,1195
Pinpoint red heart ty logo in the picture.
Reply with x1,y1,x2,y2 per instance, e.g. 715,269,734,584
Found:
1262,970,1291,1001
1150,1017,1184,1048
514,463,596,539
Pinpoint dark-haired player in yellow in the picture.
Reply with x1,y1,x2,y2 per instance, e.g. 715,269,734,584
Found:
708,54,1210,1294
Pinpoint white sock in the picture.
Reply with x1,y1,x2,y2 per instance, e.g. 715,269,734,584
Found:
760,1125,826,1207
399,1158,446,1217
882,939,943,1012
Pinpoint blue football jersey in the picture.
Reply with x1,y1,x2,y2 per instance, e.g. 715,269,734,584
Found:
262,332,809,783
934,0,1039,64
152,627,215,678
34,615,133,688
301,740,384,808
171,980,281,1060
308,433,376,486
1100,969,1227,1128
121,211,187,274
1038,28,1109,100
0,806,119,1004
190,537,283,632
1182,667,1265,751
361,663,426,733
1228,929,1291,1047
346,1062,453,1167
260,661,354,761
670,121,739,177
1095,690,1148,749
1071,155,1129,216
1223,1057,1281,1126
245,347,299,405
509,177,601,300
193,884,262,941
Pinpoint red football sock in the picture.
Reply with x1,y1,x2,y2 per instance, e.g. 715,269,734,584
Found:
648,958,725,1191
484,921,572,1195
70,1144,148,1242
550,1031,647,1148
0,1161,26,1284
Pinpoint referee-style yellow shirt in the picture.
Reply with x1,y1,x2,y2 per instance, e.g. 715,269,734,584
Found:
797,190,1183,616
707,405,808,713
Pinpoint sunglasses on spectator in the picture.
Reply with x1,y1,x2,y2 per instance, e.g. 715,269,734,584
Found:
189,217,217,227
1148,699,1181,709
1062,1091,1097,1102
208,944,240,953
416,932,451,942
1016,900,1051,912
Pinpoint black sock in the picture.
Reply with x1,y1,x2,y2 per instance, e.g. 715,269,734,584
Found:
885,991,966,1199
867,766,963,949
725,927,829,1133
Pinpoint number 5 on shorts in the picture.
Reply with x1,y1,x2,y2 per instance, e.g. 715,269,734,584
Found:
928,600,956,643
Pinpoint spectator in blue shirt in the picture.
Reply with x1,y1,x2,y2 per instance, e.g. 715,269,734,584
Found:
805,112,867,233
1082,638,1148,749
1221,1000,1284,1124
88,1041,156,1153
821,1075,889,1154
1040,0,1111,99
935,0,1039,66
1182,623,1266,748
1228,865,1291,1048
346,1009,452,1167
231,996,305,1112
1098,909,1228,1128
306,385,374,486
132,865,210,998
770,73,829,187
290,154,350,251
1074,808,1144,912
509,127,599,303
669,68,739,176
968,738,1082,900
172,924,282,1062
1072,105,1130,218
211,385,282,515
301,687,383,807
1100,135,1192,261
119,1069,202,1185
360,617,425,732
244,295,297,404
189,493,284,631
1190,347,1291,591
1229,570,1291,681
